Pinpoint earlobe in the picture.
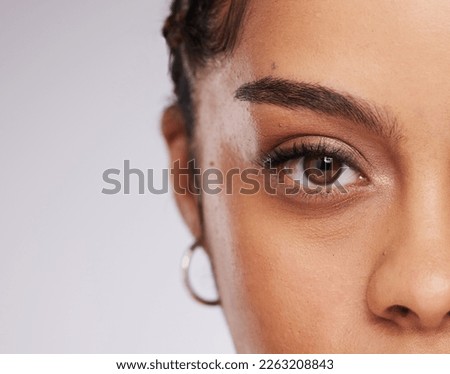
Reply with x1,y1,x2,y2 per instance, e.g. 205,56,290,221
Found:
161,105,202,240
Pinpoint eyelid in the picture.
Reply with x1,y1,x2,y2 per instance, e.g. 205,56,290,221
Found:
257,136,372,205
260,136,370,181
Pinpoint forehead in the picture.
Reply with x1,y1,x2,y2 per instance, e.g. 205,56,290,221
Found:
194,0,450,148
236,0,450,91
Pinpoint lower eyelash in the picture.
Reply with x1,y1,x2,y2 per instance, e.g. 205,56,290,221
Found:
264,168,363,203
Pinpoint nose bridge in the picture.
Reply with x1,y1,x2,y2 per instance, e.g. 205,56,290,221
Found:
399,143,450,248
367,156,450,329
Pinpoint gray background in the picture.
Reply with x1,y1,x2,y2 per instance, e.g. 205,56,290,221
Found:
0,0,234,353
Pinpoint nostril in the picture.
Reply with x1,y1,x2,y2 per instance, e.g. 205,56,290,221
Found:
387,305,411,318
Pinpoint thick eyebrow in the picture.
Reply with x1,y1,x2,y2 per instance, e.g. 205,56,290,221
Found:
234,76,402,141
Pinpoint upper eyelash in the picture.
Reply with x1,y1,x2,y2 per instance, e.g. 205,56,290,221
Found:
261,138,361,172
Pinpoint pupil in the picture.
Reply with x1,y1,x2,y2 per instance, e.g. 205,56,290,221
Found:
303,155,342,186
318,156,333,171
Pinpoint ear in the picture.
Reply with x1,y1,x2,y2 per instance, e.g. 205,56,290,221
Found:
161,105,202,240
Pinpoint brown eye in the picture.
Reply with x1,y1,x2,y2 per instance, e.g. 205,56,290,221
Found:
302,155,343,186
275,143,362,193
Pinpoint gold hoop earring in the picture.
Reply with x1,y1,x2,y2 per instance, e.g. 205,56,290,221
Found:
181,241,220,306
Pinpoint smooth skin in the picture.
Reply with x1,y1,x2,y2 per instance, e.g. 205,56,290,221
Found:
163,0,450,352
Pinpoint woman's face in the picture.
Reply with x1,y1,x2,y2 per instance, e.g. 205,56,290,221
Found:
165,0,450,352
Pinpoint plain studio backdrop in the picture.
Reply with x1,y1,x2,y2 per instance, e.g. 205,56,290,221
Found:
0,0,234,353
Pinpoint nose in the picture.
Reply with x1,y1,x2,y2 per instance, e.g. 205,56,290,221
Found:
367,255,450,329
367,188,450,330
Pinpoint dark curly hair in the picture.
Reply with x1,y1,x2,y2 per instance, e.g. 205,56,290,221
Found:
162,0,249,137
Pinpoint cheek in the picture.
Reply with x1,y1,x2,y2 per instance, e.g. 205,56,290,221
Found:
204,190,391,353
